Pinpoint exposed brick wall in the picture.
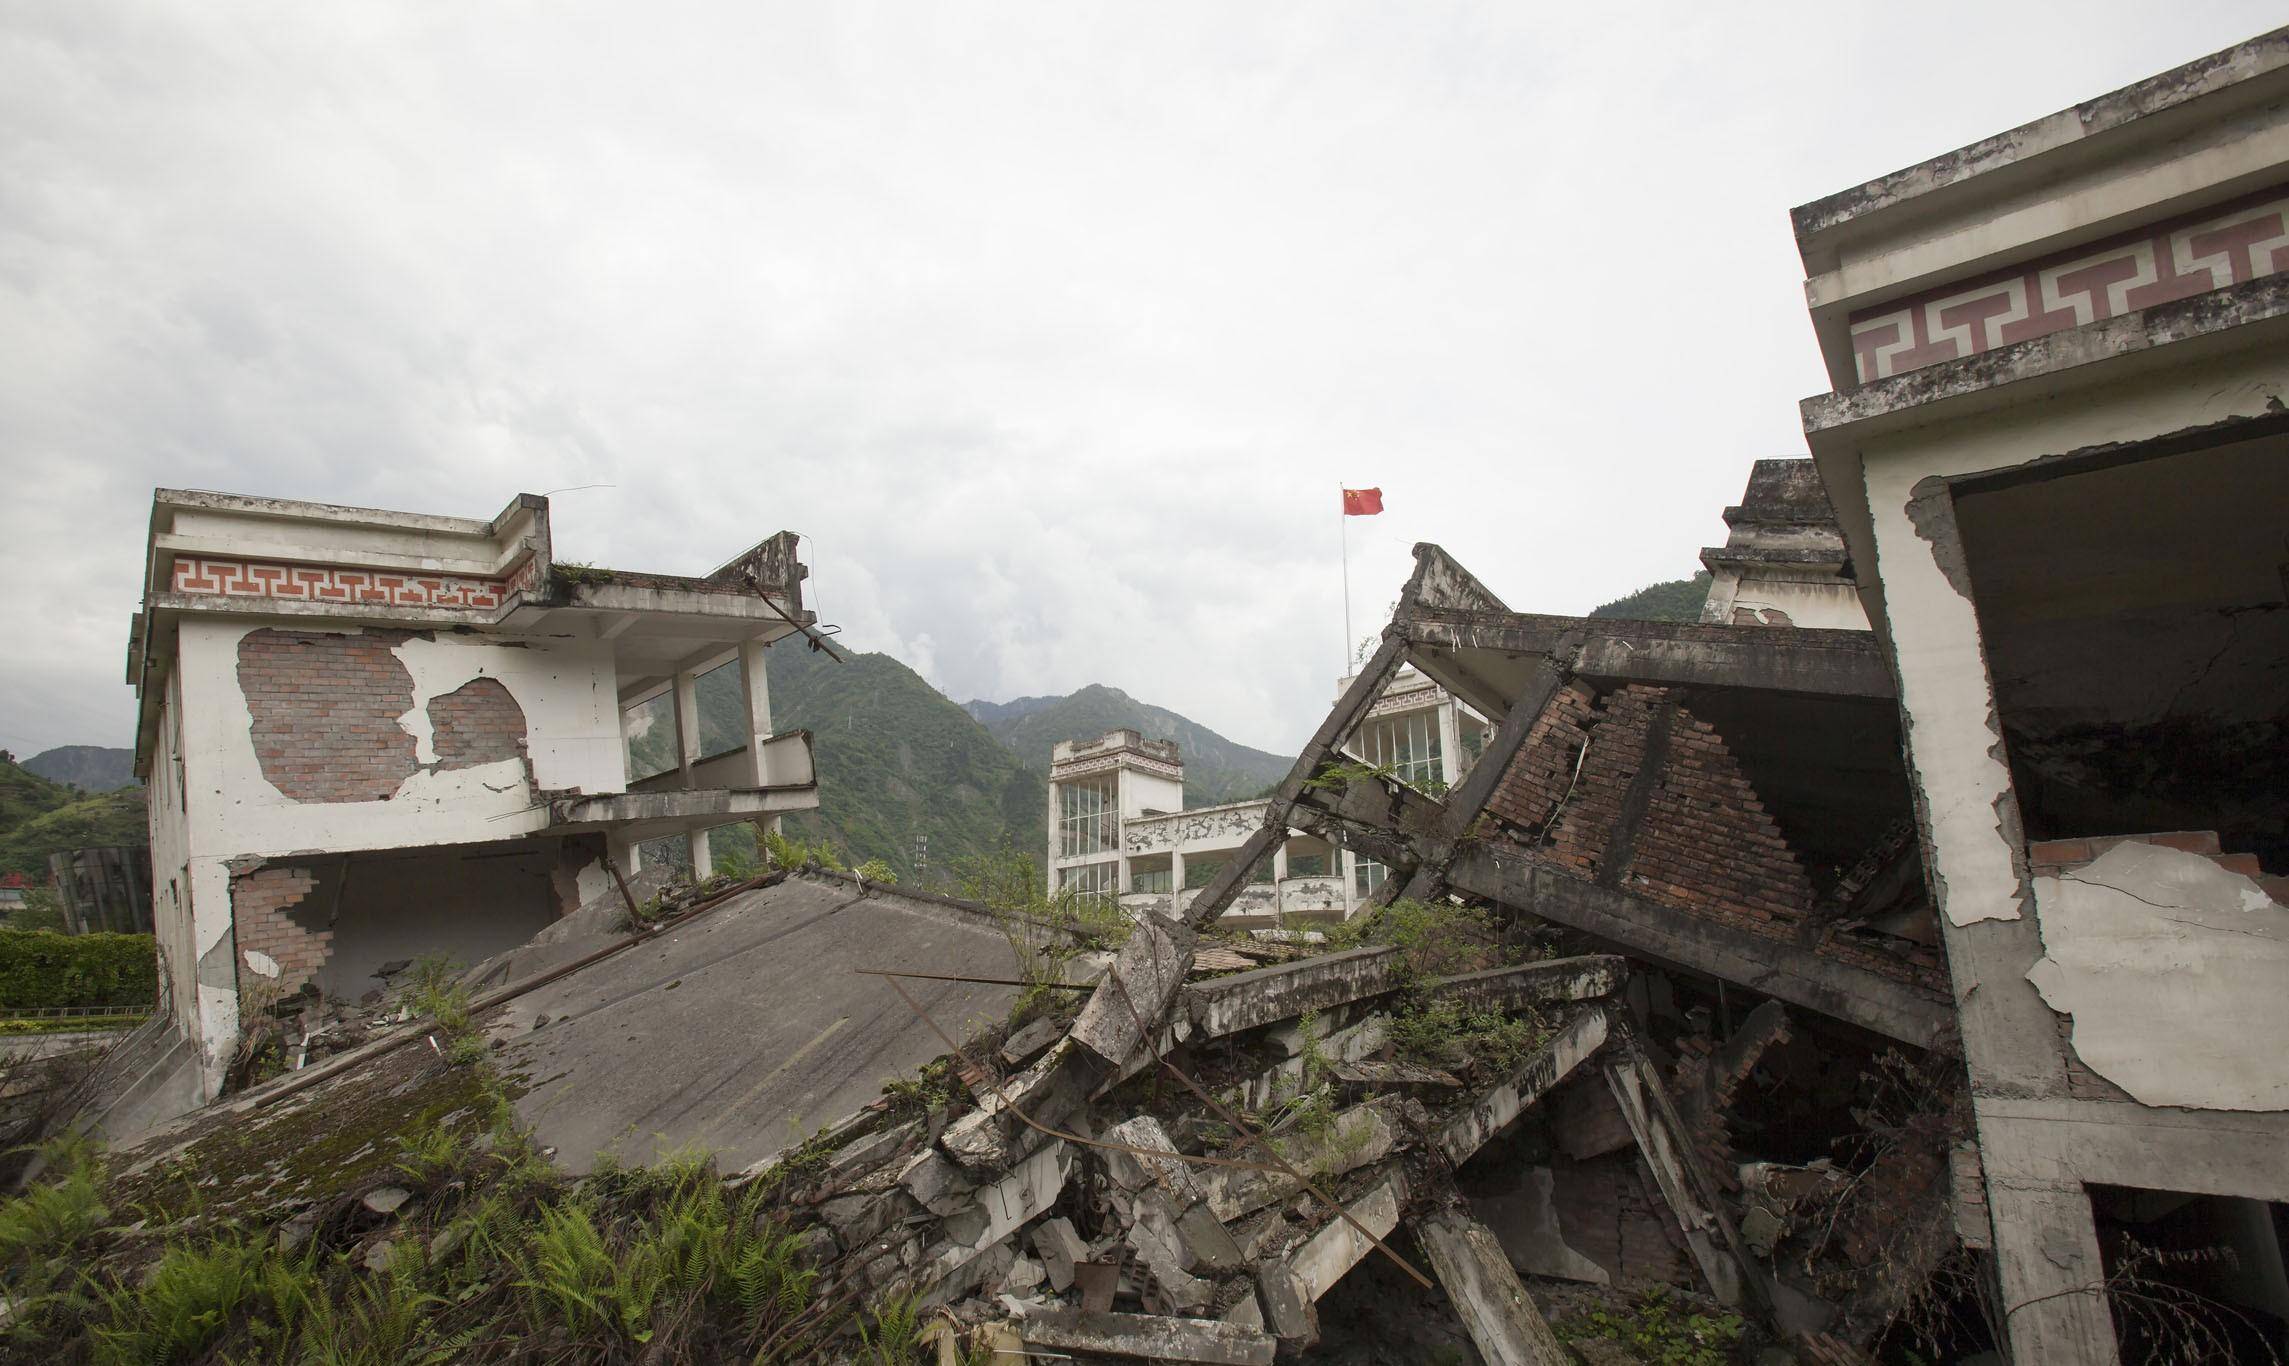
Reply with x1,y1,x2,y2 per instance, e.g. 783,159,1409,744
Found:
237,629,419,801
1486,682,1945,996
231,864,330,1013
236,629,533,803
427,677,529,772
1550,1152,1697,1289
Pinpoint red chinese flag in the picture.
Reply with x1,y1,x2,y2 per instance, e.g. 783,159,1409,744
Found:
1341,487,1383,516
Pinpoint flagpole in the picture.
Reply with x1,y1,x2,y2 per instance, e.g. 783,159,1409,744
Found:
1340,485,1352,677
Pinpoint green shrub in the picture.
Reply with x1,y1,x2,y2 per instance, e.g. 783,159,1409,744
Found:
0,930,156,1011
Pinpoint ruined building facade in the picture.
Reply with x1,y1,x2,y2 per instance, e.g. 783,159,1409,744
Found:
1047,669,1481,925
1794,27,2289,1363
130,490,823,1096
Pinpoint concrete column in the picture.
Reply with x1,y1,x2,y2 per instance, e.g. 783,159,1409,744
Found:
1339,848,1358,918
672,670,706,876
1988,1179,2120,1365
1170,849,1185,900
672,672,701,790
738,637,774,785
1272,842,1289,884
1415,1211,1569,1365
1045,778,1062,897
610,830,643,877
1436,699,1466,788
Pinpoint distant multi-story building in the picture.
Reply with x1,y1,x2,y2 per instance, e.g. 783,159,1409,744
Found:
1045,668,1483,925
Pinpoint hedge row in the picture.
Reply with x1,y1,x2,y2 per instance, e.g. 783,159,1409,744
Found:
0,930,158,1011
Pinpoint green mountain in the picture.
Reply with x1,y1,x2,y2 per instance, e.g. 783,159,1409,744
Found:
964,684,1295,809
22,746,138,792
761,644,1046,885
0,756,148,878
1589,572,1712,624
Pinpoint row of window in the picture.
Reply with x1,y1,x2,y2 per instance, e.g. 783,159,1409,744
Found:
1353,709,1446,790
1061,855,1387,897
1058,778,1121,857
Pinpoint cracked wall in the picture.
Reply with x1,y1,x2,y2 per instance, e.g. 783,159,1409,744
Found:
170,617,626,1094
2027,840,2289,1112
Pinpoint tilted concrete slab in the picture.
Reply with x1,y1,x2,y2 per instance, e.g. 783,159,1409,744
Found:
1020,1309,1277,1365
1182,945,1401,1039
1425,955,1628,1013
487,873,1030,1173
1435,1006,1610,1166
1416,1209,1570,1366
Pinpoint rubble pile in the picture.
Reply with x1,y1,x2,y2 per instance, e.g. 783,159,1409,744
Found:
730,888,1967,1365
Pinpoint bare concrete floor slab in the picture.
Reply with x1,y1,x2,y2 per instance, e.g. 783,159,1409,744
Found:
487,874,1029,1174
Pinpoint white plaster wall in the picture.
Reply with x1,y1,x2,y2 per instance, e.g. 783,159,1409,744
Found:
1122,768,1185,820
147,671,197,1043
172,617,624,1092
1859,349,2287,927
177,618,623,861
2028,843,2289,1111
1721,575,1868,630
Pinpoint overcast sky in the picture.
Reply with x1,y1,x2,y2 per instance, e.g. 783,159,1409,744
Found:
3,2,2278,760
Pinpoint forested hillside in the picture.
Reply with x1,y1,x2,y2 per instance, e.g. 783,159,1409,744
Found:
1588,571,1713,624
0,756,147,877
764,644,1045,883
23,745,137,791
965,684,1294,808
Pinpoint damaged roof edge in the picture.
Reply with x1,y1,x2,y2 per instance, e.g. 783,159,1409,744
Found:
1788,25,2289,249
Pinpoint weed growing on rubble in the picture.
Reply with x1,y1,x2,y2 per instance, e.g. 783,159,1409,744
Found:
855,1293,923,1363
764,827,847,874
1388,997,1546,1074
399,955,474,1035
1554,1287,1743,1366
882,1057,966,1119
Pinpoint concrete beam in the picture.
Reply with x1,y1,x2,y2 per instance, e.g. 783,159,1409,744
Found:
1424,955,1628,1013
1020,1310,1277,1365
1602,1047,1766,1314
1445,847,1950,1047
1290,1170,1410,1300
1182,946,1401,1040
1435,1007,1610,1166
1399,608,1895,700
1416,1210,1570,1366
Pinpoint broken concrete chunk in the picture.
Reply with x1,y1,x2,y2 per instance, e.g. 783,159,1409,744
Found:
898,1147,978,1216
1102,1114,1205,1203
1415,1210,1569,1366
1255,1259,1319,1344
825,1117,920,1183
1032,1216,1087,1293
1290,1170,1407,1300
1069,912,1196,1070
819,1191,907,1248
1223,1293,1264,1329
1000,1015,1065,1066
1000,1253,1046,1294
360,1186,412,1216
1021,1308,1278,1366
1127,1192,1214,1312
939,1105,1013,1174
1175,1201,1246,1273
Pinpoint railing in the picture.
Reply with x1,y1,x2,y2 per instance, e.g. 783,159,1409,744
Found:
0,1005,153,1022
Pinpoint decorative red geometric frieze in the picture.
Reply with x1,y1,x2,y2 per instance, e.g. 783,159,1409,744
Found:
172,556,506,611
1847,185,2289,383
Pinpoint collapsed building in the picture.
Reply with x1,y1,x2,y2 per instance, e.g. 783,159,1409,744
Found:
23,25,2287,1366
125,489,827,1100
